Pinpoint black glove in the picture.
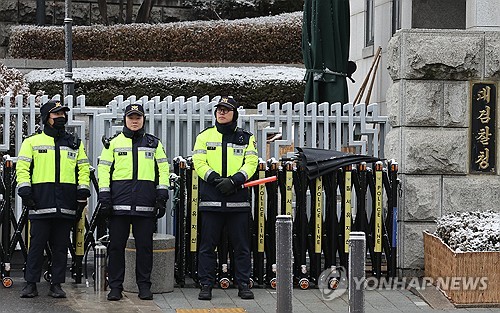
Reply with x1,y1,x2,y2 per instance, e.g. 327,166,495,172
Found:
18,186,36,209
99,203,113,217
155,199,166,219
98,191,111,204
156,189,169,202
98,191,113,217
215,177,237,196
230,172,246,188
206,171,221,186
18,185,32,197
22,197,36,209
76,200,86,219
77,188,91,201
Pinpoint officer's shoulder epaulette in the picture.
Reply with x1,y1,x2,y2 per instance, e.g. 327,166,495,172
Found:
66,132,81,149
109,132,122,141
102,132,122,149
199,125,215,135
145,133,160,148
237,127,254,136
145,133,160,141
24,129,42,140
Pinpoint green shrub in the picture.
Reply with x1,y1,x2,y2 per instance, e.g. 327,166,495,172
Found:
25,66,306,108
9,12,303,63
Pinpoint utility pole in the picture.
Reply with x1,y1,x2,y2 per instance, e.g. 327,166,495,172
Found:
63,0,74,98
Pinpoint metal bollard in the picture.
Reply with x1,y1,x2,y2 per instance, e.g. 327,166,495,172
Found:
348,232,366,313
276,215,293,313
94,243,107,292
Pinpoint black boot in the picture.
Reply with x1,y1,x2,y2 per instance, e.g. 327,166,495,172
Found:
138,287,153,300
107,288,123,301
198,285,212,300
48,283,66,298
238,283,254,299
20,282,38,298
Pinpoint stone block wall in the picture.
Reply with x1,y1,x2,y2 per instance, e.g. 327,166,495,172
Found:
385,29,500,276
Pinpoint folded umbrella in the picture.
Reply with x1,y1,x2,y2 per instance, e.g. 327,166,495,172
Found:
296,147,382,179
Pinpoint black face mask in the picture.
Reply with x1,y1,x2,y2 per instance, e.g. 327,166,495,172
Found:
52,117,66,129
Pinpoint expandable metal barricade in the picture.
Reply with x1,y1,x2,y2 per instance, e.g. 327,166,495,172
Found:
0,157,107,288
0,154,399,290
172,155,400,290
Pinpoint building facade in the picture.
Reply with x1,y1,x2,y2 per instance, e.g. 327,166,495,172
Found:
348,0,499,111
364,0,500,275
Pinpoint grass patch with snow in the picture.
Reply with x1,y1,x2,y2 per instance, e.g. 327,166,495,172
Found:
435,211,500,252
24,65,306,107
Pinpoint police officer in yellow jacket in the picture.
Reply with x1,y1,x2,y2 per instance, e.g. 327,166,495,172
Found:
192,96,258,300
16,100,91,298
98,103,170,301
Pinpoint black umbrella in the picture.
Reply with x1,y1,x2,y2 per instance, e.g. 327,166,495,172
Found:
296,147,382,179
302,0,351,105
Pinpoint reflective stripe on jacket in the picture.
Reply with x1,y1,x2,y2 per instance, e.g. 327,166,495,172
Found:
16,131,90,219
192,126,258,212
98,132,170,217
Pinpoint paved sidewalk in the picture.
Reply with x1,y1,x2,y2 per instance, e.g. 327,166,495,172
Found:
154,287,500,313
1,269,499,313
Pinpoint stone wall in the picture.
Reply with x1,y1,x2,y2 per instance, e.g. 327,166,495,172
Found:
0,0,192,58
385,29,500,276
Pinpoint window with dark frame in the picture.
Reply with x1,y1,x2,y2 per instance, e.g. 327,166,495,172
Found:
392,0,401,35
365,0,374,47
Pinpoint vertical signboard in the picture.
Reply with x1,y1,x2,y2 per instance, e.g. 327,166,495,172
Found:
471,82,497,173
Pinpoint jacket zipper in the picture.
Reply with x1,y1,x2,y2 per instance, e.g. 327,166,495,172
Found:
132,137,138,209
54,136,61,212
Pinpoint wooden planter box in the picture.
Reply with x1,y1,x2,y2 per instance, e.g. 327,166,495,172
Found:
423,231,500,305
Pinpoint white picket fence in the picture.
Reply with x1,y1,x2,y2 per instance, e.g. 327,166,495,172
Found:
0,94,389,233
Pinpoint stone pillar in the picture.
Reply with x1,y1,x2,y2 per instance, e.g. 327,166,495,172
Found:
123,233,175,293
385,29,500,276
466,0,500,30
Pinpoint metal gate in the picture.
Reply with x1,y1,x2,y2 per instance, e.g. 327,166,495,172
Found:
1,93,388,234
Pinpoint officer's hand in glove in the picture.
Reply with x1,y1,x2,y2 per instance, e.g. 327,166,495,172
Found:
99,203,113,217
206,171,221,186
155,199,167,219
22,197,36,209
98,191,112,217
18,186,36,209
77,188,91,201
215,177,237,196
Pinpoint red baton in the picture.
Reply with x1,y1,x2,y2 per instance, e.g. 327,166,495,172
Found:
242,176,278,188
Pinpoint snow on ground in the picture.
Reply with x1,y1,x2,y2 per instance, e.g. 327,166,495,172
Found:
435,211,500,252
24,66,306,84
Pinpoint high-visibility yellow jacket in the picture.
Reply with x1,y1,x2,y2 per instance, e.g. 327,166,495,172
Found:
192,126,258,212
98,132,170,216
16,131,90,219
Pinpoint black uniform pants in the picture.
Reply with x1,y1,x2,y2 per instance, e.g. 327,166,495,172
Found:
107,215,155,291
25,218,73,284
198,211,251,287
